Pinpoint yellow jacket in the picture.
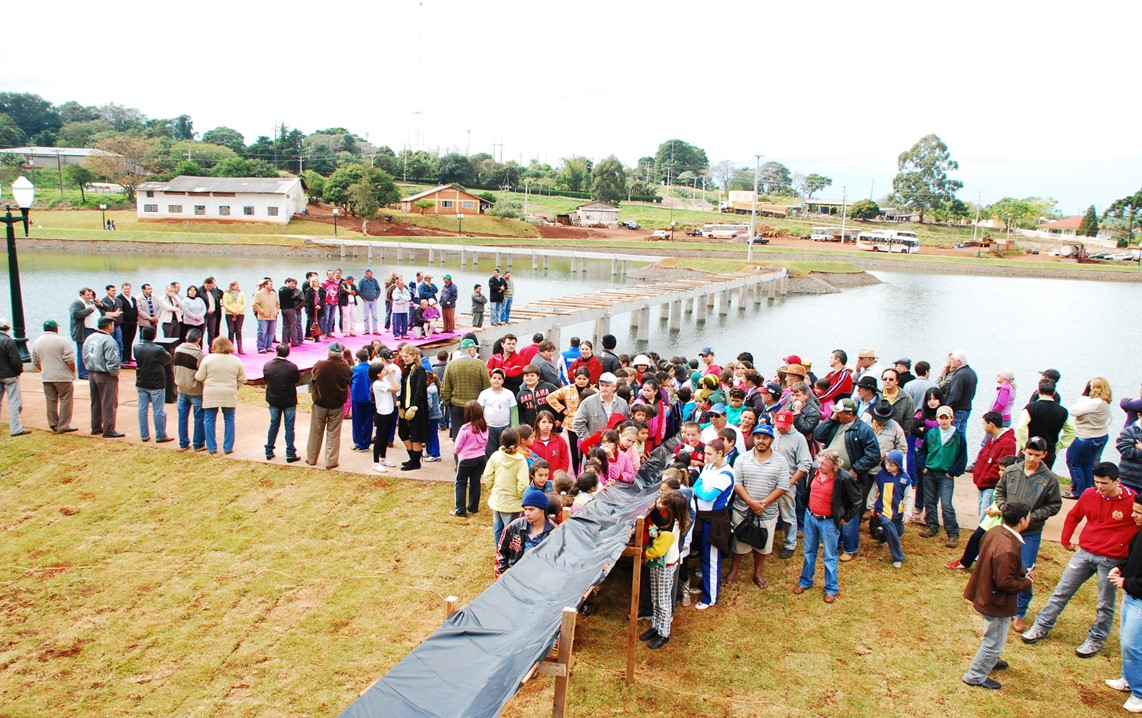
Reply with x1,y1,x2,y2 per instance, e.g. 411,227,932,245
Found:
252,288,280,320
222,291,247,316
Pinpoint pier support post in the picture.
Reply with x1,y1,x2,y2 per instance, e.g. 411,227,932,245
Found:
532,253,538,271
340,244,345,260
367,245,373,261
706,293,715,310
780,275,788,295
718,290,730,316
472,253,478,269
685,297,694,315
659,302,669,321
397,247,403,264
669,300,682,331
612,258,618,276
753,281,763,305
620,260,626,277
594,316,610,339
546,327,561,348
738,285,748,307
543,255,549,271
496,251,502,269
696,294,708,324
440,250,446,267
507,254,513,270
767,280,776,300
570,256,576,273
629,309,640,331
637,308,650,342
428,249,435,264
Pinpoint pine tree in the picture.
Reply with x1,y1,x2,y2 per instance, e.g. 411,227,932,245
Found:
1077,205,1099,237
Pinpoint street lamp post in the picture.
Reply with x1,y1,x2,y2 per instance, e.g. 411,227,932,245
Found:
458,213,464,237
99,203,108,229
2,176,36,363
670,221,676,242
332,207,339,237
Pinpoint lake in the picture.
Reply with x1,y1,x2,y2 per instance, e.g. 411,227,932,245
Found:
3,251,1138,458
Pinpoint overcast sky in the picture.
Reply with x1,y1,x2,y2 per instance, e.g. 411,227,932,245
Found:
6,0,1139,214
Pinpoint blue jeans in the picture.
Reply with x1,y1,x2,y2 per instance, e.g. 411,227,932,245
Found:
963,613,1010,684
953,409,971,438
203,407,236,453
426,418,441,458
351,401,374,450
492,510,520,548
923,470,960,536
392,311,408,338
256,318,276,352
266,405,297,458
1030,548,1122,642
798,514,840,595
75,329,94,379
1121,594,1142,699
502,296,513,323
878,515,905,563
1065,434,1108,495
977,487,995,520
321,304,336,335
363,299,379,333
137,387,168,441
177,393,204,449
1016,532,1043,618
489,301,502,324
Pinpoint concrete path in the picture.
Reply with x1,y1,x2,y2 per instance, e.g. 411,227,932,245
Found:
6,372,1071,541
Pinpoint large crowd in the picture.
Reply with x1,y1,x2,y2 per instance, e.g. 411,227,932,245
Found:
4,265,1142,710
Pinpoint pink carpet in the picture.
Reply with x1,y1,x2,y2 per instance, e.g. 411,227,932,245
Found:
238,329,461,382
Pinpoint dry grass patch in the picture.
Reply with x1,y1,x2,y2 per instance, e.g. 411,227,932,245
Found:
0,434,1126,717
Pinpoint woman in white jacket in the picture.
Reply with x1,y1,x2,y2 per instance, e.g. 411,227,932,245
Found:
1065,377,1112,499
157,283,183,339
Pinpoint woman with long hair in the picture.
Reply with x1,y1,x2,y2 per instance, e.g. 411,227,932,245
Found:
193,336,245,454
396,344,429,470
451,400,489,516
221,281,247,354
1065,377,1113,499
907,386,944,522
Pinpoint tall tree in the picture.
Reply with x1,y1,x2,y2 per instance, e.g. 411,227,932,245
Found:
652,139,707,184
589,155,627,205
210,157,279,178
97,103,147,132
0,92,61,142
57,101,100,125
57,119,114,148
710,160,737,198
436,153,475,185
87,135,157,200
759,161,792,194
558,156,592,192
62,164,97,203
891,134,963,223
201,127,245,154
987,197,1034,232
1077,205,1099,237
0,114,27,147
802,173,833,199
1105,189,1142,246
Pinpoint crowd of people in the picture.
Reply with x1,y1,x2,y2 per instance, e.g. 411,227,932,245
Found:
5,270,1142,709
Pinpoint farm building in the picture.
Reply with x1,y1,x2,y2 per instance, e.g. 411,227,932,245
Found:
575,201,620,228
135,176,306,225
1,146,121,169
399,184,492,215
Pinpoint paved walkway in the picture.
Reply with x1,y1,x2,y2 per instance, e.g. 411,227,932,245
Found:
6,372,1069,541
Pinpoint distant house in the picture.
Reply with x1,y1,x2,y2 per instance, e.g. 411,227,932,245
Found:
135,176,306,225
1,146,120,169
399,184,491,215
575,201,620,228
1038,215,1115,242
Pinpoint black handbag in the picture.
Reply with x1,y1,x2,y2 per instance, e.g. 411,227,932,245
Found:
733,513,769,550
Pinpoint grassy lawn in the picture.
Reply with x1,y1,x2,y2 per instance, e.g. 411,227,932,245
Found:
0,434,1123,717
28,210,358,246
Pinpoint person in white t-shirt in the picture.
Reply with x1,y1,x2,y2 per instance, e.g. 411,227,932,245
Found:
478,368,518,458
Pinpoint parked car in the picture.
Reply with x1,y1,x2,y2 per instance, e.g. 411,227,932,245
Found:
1091,252,1110,259
1109,252,1134,261
749,236,770,245
1024,248,1040,255
621,220,641,230
687,228,704,237
650,229,670,240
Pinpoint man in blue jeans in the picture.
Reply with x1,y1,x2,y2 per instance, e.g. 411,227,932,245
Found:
133,326,173,443
994,436,1063,632
1106,496,1142,712
794,449,860,604
173,329,205,451
813,398,880,560
263,343,301,462
918,405,969,548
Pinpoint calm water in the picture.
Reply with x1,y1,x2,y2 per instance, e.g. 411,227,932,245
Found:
4,253,1139,459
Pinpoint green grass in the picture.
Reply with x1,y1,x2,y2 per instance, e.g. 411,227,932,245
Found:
0,434,1122,717
390,209,540,238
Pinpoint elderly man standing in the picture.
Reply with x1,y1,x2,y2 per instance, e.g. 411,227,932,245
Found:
942,349,979,436
253,278,280,354
69,287,99,380
572,372,630,443
358,269,382,335
441,338,490,441
32,319,77,433
84,316,124,438
853,348,883,390
814,397,881,560
0,318,28,436
307,342,352,470
173,329,206,452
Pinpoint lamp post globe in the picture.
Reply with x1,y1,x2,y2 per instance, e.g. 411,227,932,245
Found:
99,203,107,229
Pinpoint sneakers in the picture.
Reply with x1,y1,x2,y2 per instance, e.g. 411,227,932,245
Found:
1127,696,1142,714
779,547,795,560
1021,625,1049,644
839,552,854,562
945,534,960,549
892,561,903,569
945,560,965,570
1075,638,1104,658
963,677,1002,690
383,457,397,467
372,463,386,473
694,601,711,610
423,455,441,462
919,526,938,538
1106,677,1131,692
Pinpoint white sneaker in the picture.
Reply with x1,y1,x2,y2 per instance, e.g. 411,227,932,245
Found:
423,455,441,462
892,561,903,569
1107,677,1131,692
383,457,397,467
1125,696,1142,713
372,463,385,473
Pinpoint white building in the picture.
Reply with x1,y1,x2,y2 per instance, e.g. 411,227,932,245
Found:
575,201,620,228
135,176,306,225
1,146,120,169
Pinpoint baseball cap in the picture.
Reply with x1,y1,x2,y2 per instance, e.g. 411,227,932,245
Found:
365,268,373,273
708,403,727,415
782,354,802,365
1039,368,1061,382
328,342,345,354
936,405,954,418
858,348,877,359
598,372,618,385
533,332,544,342
1026,436,1049,452
764,382,782,397
774,410,794,428
42,319,58,331
752,424,775,437
522,492,549,511
698,346,714,356
443,274,451,279
346,275,354,280
460,338,477,350
894,357,912,368
831,398,858,414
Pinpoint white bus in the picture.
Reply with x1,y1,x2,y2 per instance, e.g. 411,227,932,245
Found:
701,223,751,239
856,231,921,253
810,226,860,242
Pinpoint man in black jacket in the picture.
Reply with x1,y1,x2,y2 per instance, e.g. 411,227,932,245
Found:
942,349,978,436
488,268,507,326
118,283,139,366
278,278,304,347
263,343,301,462
134,326,173,443
814,398,882,559
794,448,860,603
199,277,224,348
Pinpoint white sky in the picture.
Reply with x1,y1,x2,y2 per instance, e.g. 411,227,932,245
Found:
6,0,1140,214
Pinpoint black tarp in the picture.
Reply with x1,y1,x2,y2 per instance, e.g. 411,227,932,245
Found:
339,443,674,718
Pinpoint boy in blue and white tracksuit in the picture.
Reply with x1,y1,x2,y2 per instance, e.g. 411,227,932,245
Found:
873,449,910,566
692,459,735,609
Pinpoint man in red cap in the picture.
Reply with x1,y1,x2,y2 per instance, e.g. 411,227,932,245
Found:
774,409,812,559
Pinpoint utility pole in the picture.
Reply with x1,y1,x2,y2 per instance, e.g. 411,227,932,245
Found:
55,149,64,197
839,186,848,244
466,129,470,157
972,191,981,244
748,154,762,262
524,178,530,218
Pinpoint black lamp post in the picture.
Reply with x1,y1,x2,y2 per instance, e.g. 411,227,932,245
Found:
670,221,676,242
99,203,107,229
458,212,464,237
2,176,35,363
332,207,339,237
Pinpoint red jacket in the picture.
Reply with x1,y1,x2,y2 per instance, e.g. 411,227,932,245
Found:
569,355,602,384
1062,485,1139,559
487,351,526,379
532,434,570,475
972,428,1017,490
818,368,853,405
